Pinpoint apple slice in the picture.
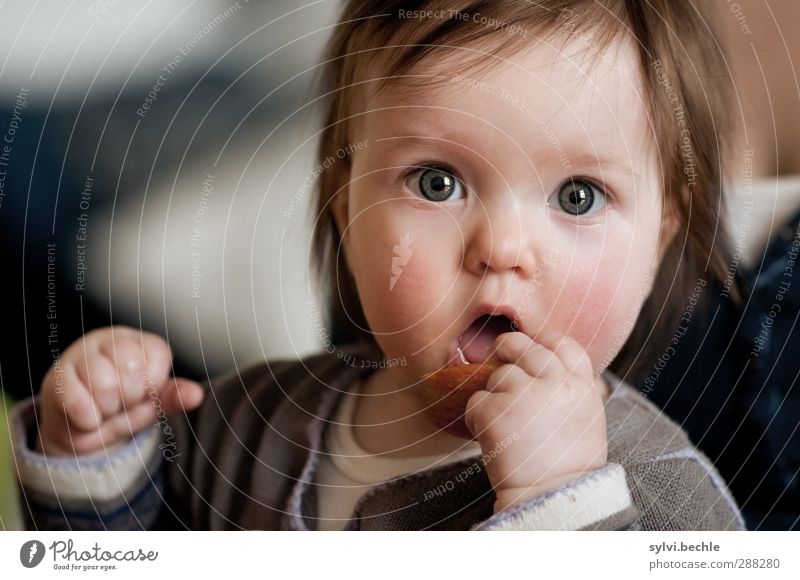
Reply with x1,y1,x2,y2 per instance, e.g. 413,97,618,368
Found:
419,361,501,439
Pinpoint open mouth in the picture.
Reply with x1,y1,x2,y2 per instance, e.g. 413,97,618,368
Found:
450,314,516,367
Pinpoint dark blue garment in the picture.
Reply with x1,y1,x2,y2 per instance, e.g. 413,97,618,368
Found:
639,207,800,530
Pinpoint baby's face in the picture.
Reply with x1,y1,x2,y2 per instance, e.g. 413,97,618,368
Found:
334,36,671,384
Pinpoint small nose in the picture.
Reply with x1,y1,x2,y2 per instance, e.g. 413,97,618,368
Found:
464,195,538,278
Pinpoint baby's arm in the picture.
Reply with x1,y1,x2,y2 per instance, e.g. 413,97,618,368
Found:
464,330,636,530
471,456,744,531
464,330,744,530
11,326,204,529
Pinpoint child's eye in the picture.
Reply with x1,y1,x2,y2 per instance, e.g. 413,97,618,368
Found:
548,178,607,217
405,165,465,202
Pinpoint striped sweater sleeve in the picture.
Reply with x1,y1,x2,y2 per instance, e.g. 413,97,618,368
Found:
10,396,171,530
471,463,640,531
472,452,745,531
9,358,300,531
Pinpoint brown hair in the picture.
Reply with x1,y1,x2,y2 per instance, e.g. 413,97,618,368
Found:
309,0,745,384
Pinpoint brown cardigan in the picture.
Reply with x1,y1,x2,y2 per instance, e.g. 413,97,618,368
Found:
12,344,745,530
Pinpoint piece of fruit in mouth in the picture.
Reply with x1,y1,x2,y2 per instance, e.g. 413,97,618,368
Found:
420,360,501,439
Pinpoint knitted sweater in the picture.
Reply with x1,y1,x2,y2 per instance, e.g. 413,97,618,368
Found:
11,344,745,530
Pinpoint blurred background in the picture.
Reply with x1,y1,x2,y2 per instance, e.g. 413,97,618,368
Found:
0,0,338,529
1,0,798,530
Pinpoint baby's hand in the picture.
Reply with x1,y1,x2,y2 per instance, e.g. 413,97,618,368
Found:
36,326,205,457
464,330,607,514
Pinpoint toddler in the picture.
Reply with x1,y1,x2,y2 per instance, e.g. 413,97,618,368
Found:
13,0,746,530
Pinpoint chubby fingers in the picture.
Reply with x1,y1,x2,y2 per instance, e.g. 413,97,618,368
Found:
97,333,150,409
56,363,104,431
59,377,205,455
112,331,204,416
493,331,593,380
72,326,194,423
492,332,560,380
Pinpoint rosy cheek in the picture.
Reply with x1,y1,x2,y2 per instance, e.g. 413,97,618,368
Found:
350,212,456,340
552,264,634,371
380,259,438,330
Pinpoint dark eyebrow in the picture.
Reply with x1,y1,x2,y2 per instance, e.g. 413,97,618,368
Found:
375,135,640,180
